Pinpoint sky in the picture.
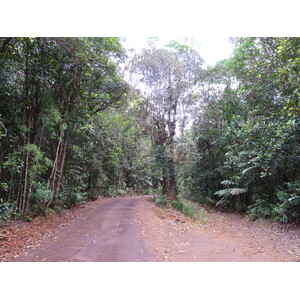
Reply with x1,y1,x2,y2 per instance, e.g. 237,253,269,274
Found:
122,37,234,67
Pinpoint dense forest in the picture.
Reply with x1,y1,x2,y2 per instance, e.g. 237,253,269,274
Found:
0,37,299,224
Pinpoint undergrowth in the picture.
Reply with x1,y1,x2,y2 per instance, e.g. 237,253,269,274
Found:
171,195,208,224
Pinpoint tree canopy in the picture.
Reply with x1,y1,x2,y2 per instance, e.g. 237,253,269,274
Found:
1,37,299,224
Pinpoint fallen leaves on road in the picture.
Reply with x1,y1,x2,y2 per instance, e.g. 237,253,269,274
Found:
0,201,98,262
135,199,300,262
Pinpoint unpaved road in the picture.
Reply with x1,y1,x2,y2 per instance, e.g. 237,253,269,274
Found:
136,199,300,262
1,195,300,262
12,196,155,262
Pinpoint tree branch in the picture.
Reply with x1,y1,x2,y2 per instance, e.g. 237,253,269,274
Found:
0,121,7,137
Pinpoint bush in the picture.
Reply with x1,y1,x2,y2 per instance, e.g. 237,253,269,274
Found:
144,188,153,195
274,185,300,223
155,194,167,208
116,189,127,196
172,199,184,211
107,186,116,197
172,196,196,219
198,208,207,224
69,192,85,206
30,182,53,215
33,182,53,203
247,199,275,220
247,180,300,223
182,204,196,219
0,199,14,224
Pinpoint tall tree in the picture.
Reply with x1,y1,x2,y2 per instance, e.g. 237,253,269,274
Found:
130,43,204,202
0,37,128,218
182,37,300,222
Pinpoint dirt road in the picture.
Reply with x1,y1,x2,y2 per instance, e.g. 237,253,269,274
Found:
1,195,300,262
136,199,300,262
12,196,155,262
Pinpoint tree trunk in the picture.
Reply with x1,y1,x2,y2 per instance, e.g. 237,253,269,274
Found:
16,107,33,216
0,147,3,180
48,130,64,189
46,131,67,209
162,156,177,202
164,121,177,202
52,139,67,203
16,41,32,216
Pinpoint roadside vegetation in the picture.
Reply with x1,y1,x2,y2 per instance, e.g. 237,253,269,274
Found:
1,37,299,225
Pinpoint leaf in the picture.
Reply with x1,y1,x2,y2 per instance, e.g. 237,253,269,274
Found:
230,188,247,195
214,189,230,197
220,180,235,186
241,166,257,175
214,188,247,198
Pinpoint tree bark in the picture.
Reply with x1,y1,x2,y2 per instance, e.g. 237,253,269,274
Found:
162,152,177,202
52,139,67,203
46,131,67,209
16,109,32,216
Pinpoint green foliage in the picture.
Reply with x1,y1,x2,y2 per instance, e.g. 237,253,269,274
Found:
32,182,53,203
69,192,84,206
1,36,300,226
25,216,33,222
0,37,130,219
214,188,247,207
0,199,14,224
171,196,197,219
155,194,167,208
247,199,276,221
144,188,153,195
116,189,127,196
30,182,53,215
44,207,56,217
179,37,300,223
107,186,117,197
0,182,9,192
274,180,300,223
198,208,207,224
166,40,190,54
172,199,184,211
182,204,196,219
24,144,53,177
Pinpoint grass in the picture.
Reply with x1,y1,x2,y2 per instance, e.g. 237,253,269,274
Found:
172,196,208,224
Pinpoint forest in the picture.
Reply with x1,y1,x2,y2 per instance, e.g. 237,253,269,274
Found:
0,37,299,224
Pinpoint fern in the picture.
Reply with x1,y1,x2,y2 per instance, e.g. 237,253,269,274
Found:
229,188,247,195
220,180,235,186
214,189,230,197
214,188,247,206
241,166,257,175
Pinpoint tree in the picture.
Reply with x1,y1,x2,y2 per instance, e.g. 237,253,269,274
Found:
0,37,128,218
130,43,204,202
183,37,300,222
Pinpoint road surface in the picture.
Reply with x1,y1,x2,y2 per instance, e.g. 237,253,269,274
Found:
15,196,155,262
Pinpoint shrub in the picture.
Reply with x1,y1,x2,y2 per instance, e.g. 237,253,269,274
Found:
247,199,275,220
107,186,116,197
144,188,153,195
172,196,197,219
198,208,207,224
182,204,196,219
30,182,53,215
274,186,300,223
0,199,14,224
172,199,184,211
155,194,167,208
247,180,300,223
116,189,127,196
69,192,84,206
